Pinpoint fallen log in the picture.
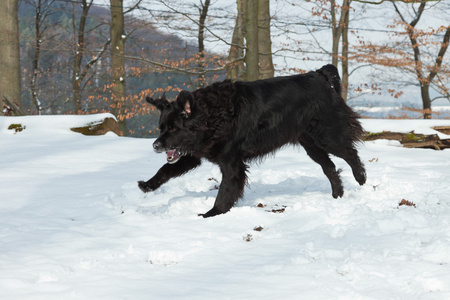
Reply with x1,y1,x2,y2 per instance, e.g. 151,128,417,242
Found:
433,126,450,135
70,117,120,136
364,130,450,150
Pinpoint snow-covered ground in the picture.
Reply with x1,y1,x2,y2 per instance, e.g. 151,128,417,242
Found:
1,114,450,300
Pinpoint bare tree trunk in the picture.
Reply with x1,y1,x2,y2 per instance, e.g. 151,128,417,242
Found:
31,0,43,114
341,1,350,101
27,0,57,114
197,0,210,88
0,0,22,115
257,0,274,79
393,2,450,119
71,0,109,115
244,0,259,81
229,0,273,81
423,24,450,119
330,0,338,67
420,83,432,119
394,2,427,118
110,0,127,135
227,0,245,80
72,0,91,113
330,0,350,68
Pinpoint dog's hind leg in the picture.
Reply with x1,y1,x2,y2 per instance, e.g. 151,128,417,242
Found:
200,159,248,218
334,147,366,186
300,138,344,198
138,155,202,192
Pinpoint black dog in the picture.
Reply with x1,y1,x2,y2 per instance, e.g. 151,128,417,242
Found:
139,64,366,218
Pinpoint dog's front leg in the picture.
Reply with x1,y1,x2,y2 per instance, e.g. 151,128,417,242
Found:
138,155,201,192
201,160,248,218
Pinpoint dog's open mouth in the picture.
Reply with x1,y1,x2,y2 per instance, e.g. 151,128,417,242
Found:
166,149,183,164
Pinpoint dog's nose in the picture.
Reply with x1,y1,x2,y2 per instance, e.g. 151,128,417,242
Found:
153,140,163,152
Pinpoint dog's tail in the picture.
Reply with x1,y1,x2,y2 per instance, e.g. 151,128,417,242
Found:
317,64,342,95
318,64,364,144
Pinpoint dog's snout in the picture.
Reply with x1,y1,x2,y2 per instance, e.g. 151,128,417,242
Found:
153,140,163,152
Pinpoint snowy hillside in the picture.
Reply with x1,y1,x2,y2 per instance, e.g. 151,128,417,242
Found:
1,115,450,299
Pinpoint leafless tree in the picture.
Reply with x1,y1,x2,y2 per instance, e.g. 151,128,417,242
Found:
393,2,450,118
0,0,22,115
25,0,58,114
71,0,110,113
110,0,127,134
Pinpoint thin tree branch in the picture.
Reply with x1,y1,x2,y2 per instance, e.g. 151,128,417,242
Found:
79,39,111,82
2,95,26,116
353,0,439,4
158,0,245,49
393,1,426,81
124,0,142,14
124,54,245,76
428,25,450,82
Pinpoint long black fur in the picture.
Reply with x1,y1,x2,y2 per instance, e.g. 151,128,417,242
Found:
139,64,366,218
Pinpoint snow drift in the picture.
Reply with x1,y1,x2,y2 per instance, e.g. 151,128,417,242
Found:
0,115,449,299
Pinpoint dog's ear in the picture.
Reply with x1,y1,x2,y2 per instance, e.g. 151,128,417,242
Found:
176,90,194,118
146,93,170,111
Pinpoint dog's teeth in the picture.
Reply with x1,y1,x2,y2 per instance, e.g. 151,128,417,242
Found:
166,150,181,164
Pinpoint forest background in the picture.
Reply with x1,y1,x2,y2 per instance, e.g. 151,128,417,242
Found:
1,0,449,137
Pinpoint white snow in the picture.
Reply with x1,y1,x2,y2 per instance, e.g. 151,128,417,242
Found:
0,113,116,135
1,115,450,299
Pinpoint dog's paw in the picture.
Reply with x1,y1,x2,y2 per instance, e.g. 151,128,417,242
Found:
331,185,344,199
198,212,216,218
355,170,367,186
138,181,153,193
199,207,226,218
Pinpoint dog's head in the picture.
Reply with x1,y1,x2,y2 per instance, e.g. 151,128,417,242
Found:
146,91,197,164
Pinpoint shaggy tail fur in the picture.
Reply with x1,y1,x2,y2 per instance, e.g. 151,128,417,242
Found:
317,64,364,144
